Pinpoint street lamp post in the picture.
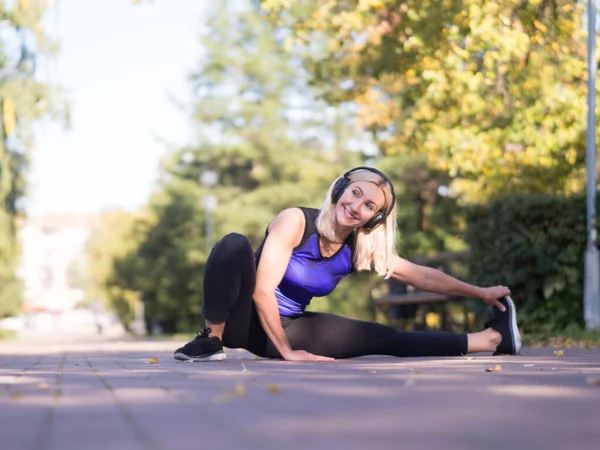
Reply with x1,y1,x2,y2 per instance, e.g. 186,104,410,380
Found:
585,0,600,330
200,170,219,255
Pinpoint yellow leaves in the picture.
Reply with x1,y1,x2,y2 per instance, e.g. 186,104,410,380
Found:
358,0,385,11
10,391,24,400
485,365,502,372
355,86,400,129
283,35,294,53
534,20,547,33
425,312,440,329
214,382,282,403
234,382,246,397
214,382,247,404
149,357,160,364
406,9,420,22
262,0,290,11
3,98,16,136
554,350,564,357
267,384,280,393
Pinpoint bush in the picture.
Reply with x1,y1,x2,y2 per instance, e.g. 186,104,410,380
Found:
465,193,598,333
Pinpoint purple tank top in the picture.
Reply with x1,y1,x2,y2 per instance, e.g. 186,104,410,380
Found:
254,207,355,317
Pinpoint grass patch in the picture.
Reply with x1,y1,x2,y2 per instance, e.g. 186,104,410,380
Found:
0,329,17,341
522,328,600,348
131,332,195,341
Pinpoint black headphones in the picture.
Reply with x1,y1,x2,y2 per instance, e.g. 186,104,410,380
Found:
331,166,396,230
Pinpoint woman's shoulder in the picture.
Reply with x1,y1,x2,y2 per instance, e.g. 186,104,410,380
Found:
268,207,319,249
271,207,319,226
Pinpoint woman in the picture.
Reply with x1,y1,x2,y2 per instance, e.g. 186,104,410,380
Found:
174,167,521,362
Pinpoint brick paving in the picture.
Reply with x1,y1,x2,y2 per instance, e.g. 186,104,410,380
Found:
1,336,600,450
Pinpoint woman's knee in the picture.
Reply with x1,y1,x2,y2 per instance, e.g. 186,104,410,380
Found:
219,233,252,249
213,233,253,256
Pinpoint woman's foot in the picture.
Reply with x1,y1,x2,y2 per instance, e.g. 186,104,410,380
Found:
173,328,226,362
485,296,522,355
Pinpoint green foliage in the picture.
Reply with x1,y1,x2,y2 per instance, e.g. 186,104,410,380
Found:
108,0,380,332
84,210,141,326
0,0,62,317
263,0,591,201
0,264,22,318
465,193,597,333
111,190,206,333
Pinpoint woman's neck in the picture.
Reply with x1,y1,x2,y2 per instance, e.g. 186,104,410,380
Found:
324,225,354,245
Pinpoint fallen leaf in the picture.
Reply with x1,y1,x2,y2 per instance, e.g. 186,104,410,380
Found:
523,364,536,367
10,392,23,400
461,354,476,360
267,384,280,393
586,377,600,385
241,363,251,373
554,350,564,357
234,382,246,397
485,365,502,372
150,357,160,364
37,383,51,391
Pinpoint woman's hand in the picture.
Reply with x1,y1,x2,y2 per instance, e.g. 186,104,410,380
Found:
283,349,334,362
479,285,511,311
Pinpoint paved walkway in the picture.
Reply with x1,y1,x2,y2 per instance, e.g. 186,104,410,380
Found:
1,336,600,450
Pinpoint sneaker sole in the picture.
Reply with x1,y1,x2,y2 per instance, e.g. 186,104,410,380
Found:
505,295,522,354
173,351,227,362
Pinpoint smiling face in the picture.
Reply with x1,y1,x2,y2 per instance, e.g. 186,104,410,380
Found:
335,181,387,229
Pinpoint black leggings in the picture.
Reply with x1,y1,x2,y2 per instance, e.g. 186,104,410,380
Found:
203,233,468,359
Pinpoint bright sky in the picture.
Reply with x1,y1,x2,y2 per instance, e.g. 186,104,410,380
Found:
27,0,208,217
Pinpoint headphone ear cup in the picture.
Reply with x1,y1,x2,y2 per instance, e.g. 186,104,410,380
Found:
363,211,385,230
331,177,350,204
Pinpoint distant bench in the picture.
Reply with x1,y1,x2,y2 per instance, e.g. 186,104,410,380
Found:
371,250,476,331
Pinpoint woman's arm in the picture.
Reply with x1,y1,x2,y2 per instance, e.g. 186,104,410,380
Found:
254,208,333,362
390,255,509,311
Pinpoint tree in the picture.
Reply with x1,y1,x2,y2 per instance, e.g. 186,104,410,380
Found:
0,0,63,317
263,0,591,202
110,0,377,332
83,210,141,326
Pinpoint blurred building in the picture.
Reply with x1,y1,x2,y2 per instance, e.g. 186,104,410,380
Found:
16,213,98,313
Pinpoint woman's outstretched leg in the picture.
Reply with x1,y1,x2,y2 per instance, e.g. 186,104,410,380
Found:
279,312,502,359
174,233,267,361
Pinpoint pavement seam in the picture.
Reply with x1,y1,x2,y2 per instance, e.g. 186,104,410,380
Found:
85,355,161,450
30,352,67,450
113,355,263,449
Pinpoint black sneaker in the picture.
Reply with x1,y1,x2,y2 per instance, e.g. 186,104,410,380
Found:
173,328,226,362
485,296,522,355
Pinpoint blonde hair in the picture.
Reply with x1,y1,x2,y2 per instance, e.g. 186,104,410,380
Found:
316,169,398,278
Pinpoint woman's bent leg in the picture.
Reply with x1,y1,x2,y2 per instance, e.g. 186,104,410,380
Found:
202,233,266,352
282,312,469,359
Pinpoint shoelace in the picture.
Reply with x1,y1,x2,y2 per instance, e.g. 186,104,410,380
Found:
197,327,212,339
